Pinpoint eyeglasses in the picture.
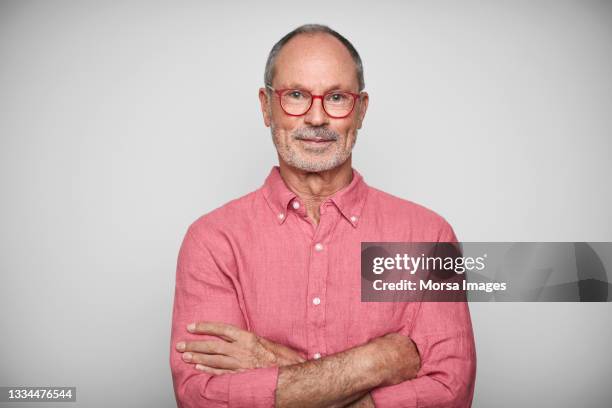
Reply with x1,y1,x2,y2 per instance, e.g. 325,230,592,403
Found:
266,85,362,119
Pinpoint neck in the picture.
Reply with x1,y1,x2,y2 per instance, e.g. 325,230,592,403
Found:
278,157,353,225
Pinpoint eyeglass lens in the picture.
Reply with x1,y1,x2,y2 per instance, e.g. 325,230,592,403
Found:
280,90,355,117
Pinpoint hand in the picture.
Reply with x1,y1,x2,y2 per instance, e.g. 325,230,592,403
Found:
257,336,308,367
368,333,421,386
176,322,306,375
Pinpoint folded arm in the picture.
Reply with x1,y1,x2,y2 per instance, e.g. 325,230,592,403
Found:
369,302,477,407
171,226,282,408
367,224,477,407
178,320,420,408
171,223,475,408
274,332,419,408
171,225,419,408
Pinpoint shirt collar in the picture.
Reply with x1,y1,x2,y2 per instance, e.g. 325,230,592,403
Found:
261,166,368,228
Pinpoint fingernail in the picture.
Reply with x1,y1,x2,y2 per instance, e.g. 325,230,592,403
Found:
176,342,185,351
195,364,205,371
183,352,192,362
187,323,196,332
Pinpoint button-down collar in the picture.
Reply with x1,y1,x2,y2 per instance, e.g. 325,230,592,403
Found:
261,166,368,228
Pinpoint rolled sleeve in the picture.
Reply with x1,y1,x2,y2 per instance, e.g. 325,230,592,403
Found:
184,366,278,408
228,366,279,407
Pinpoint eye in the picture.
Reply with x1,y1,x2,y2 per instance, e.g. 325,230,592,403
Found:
286,90,305,100
326,92,349,103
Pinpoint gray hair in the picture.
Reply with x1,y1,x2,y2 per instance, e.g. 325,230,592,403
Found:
264,24,365,92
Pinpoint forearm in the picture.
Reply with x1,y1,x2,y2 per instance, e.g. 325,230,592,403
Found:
275,334,419,408
275,344,377,408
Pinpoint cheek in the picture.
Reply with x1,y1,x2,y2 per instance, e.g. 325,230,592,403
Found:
338,123,358,143
272,115,302,137
271,122,293,143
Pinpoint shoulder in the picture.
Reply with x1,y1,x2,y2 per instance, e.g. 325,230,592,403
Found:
184,189,262,247
365,186,457,242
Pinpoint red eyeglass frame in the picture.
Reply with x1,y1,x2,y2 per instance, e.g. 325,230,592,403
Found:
266,85,362,119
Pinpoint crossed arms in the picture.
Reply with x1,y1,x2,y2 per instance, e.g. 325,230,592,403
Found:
170,227,476,408
174,321,419,408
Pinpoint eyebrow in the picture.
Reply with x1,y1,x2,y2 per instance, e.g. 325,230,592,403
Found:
283,83,350,92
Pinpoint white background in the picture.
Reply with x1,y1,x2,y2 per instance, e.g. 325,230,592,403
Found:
1,1,611,406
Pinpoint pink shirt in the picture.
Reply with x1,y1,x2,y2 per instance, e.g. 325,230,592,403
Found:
170,166,476,408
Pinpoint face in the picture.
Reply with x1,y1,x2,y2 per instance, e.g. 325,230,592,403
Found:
259,33,369,173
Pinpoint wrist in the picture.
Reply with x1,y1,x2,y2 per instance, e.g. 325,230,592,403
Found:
366,333,420,387
258,337,306,366
255,336,282,367
360,338,395,388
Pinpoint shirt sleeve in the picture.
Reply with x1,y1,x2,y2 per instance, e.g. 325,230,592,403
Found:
170,224,279,408
370,222,477,408
370,302,477,407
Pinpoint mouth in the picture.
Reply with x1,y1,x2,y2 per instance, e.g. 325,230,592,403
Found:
298,137,335,145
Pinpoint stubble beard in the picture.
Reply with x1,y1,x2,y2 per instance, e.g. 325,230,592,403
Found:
271,124,357,173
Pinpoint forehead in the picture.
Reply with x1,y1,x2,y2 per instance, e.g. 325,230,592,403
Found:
273,33,359,91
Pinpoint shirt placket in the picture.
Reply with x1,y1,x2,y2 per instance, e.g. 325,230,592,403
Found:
304,201,337,361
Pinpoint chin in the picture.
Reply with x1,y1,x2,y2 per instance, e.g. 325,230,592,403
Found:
295,157,347,173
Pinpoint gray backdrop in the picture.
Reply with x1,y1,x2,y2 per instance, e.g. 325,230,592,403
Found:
1,1,611,407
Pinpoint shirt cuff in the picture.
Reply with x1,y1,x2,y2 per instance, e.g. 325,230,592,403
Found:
205,366,278,408
370,380,418,408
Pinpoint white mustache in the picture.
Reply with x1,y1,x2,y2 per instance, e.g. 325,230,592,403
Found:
293,127,339,141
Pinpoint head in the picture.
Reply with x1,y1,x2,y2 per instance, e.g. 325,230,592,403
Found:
259,24,369,173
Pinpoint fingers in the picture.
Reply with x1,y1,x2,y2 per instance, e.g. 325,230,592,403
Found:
177,340,233,356
182,351,242,370
187,322,244,342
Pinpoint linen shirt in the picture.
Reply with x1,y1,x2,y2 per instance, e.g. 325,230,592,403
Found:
170,166,476,408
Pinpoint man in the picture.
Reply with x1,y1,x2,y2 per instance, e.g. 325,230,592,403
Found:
170,24,476,407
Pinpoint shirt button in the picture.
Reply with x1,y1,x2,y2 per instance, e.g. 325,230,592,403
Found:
312,297,321,305
278,213,285,220
350,215,358,222
314,243,324,251
292,201,300,210
313,353,321,359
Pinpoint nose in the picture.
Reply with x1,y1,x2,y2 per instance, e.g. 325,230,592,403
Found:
304,96,329,127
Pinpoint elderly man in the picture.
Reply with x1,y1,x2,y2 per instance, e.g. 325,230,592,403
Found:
170,24,476,408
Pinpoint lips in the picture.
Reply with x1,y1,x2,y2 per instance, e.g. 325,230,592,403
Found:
299,137,334,143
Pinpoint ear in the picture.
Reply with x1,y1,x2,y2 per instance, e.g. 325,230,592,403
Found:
259,87,272,127
356,92,369,129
